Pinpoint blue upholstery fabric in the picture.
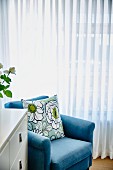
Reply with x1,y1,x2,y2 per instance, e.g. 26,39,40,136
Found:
51,137,92,170
61,114,95,143
4,95,95,170
65,156,91,170
4,95,49,109
28,131,51,170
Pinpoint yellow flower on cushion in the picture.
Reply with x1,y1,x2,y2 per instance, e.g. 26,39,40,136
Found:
52,107,59,119
28,104,37,113
26,101,44,122
46,101,61,129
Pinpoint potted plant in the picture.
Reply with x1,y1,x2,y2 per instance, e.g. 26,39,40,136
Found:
0,63,16,98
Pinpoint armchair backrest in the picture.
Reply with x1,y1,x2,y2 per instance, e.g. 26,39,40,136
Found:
4,95,49,109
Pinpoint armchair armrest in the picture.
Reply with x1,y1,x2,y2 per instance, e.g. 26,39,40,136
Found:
28,131,51,170
61,114,95,143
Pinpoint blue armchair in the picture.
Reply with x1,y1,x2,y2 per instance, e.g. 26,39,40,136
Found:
5,96,95,170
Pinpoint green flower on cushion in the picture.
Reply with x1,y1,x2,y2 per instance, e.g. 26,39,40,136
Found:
52,107,59,119
46,101,61,129
23,100,44,122
28,103,37,113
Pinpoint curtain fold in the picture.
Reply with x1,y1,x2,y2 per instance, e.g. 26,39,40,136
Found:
0,0,9,66
0,0,113,159
0,0,10,106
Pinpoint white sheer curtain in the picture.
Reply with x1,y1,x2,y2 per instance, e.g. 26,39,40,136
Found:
0,0,9,66
0,0,113,159
0,0,10,106
8,0,58,98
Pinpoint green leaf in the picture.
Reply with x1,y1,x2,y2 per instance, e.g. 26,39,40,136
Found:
0,92,3,98
1,74,11,84
1,74,7,80
0,74,5,79
0,84,5,91
4,85,10,89
5,76,11,84
3,90,12,98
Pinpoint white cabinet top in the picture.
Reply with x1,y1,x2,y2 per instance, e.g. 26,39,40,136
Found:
0,109,27,152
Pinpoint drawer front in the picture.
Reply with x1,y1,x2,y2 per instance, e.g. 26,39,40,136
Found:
10,138,28,170
25,162,27,170
10,115,27,167
0,142,9,170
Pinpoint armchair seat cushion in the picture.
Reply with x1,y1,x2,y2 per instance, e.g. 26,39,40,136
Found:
51,137,92,170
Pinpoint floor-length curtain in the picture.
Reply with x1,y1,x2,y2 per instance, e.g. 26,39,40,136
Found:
0,0,113,159
8,0,58,98
55,0,113,159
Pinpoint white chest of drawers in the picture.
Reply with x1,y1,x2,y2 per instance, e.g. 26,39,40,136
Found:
0,109,27,170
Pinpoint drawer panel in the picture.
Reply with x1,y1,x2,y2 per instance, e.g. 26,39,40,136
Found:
10,116,27,167
0,142,9,170
25,162,27,170
10,138,28,170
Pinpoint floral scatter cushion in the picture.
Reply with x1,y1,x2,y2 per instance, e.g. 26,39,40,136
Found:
22,95,65,140
22,99,46,134
43,95,65,140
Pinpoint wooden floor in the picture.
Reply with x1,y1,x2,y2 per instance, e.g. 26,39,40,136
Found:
90,157,113,170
